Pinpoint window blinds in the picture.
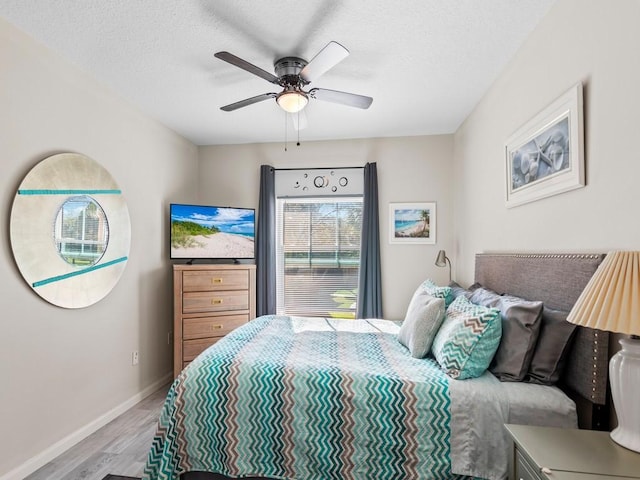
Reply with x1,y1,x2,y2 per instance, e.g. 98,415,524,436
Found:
275,197,363,318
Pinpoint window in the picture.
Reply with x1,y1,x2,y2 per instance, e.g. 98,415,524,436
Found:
54,195,109,266
276,197,362,318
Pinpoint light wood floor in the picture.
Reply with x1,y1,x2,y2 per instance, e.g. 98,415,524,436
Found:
24,383,170,480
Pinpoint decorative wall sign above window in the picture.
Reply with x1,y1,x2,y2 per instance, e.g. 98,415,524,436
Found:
10,153,131,308
274,168,363,198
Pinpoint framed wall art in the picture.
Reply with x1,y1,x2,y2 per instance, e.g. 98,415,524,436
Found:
389,202,436,244
505,83,585,208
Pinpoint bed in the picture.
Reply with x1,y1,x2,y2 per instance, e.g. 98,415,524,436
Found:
144,253,609,480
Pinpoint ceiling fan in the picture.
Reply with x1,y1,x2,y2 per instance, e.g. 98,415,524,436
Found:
214,41,373,118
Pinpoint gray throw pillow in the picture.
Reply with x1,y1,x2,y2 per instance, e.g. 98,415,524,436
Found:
527,307,577,385
469,287,543,382
398,290,446,358
448,281,473,300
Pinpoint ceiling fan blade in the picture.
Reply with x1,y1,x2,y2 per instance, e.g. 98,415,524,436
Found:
220,93,277,111
215,51,279,84
309,88,373,109
299,41,349,83
290,110,308,131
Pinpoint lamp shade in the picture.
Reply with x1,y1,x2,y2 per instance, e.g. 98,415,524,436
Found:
567,251,640,453
435,250,448,267
566,251,640,335
276,91,308,113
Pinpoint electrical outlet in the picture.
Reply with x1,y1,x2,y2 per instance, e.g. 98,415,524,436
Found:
132,350,139,365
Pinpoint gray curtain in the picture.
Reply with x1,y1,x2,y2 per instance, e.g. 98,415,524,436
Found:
356,162,383,318
257,165,276,316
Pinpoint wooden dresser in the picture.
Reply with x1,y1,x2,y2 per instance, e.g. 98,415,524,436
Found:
173,264,256,377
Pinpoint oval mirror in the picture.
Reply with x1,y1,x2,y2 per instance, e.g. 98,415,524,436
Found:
54,195,109,266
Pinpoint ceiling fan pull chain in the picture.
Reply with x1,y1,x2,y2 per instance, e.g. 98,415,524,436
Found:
297,111,301,147
284,111,288,152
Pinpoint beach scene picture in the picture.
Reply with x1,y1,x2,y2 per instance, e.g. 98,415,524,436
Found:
170,204,255,259
389,202,436,244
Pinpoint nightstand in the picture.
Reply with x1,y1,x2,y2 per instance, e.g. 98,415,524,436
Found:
505,424,640,480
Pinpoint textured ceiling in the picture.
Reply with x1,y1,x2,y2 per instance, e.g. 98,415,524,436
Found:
0,0,556,146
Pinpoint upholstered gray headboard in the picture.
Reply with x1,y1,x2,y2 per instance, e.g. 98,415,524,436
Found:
474,253,609,430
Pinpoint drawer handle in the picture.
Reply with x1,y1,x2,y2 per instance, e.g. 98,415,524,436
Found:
211,299,223,305
212,278,223,284
211,324,223,330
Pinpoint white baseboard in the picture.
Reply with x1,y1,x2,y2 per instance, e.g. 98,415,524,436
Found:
0,372,172,480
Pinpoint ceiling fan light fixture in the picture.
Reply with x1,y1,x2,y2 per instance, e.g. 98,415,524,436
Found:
215,42,372,116
276,90,308,113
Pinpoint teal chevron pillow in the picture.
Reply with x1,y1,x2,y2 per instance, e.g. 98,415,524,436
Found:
431,295,502,380
420,279,454,307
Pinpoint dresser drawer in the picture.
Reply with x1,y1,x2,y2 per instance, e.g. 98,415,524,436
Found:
183,290,249,314
515,449,545,480
182,269,248,292
183,314,248,340
183,337,222,361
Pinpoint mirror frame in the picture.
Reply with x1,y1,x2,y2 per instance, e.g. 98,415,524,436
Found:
10,153,131,309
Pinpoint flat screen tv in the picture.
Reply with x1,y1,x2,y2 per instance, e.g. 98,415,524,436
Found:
170,203,255,261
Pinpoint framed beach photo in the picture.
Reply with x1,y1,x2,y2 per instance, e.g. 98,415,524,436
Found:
505,83,585,208
389,202,436,244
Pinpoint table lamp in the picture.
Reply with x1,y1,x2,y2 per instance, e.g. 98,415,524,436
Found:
435,250,451,282
566,251,640,452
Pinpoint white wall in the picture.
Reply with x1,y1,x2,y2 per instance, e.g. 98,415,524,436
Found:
453,0,640,286
0,18,198,478
198,135,454,320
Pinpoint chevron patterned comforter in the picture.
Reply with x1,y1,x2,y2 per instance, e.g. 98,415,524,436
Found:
144,315,480,480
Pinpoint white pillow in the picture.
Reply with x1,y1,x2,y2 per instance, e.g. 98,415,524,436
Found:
398,289,446,358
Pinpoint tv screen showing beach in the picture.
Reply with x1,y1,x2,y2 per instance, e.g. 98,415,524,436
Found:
170,204,255,259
